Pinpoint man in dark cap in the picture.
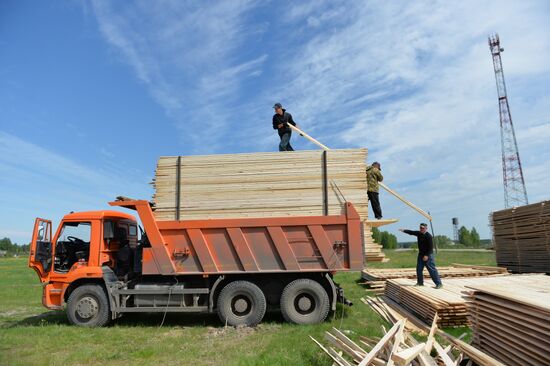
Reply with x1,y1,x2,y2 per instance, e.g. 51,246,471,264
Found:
366,162,383,219
399,224,443,288
272,103,297,151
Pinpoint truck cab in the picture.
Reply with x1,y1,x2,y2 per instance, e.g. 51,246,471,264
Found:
29,210,138,310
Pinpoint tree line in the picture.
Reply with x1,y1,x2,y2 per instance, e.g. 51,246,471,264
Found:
371,227,398,249
372,225,483,249
0,238,30,256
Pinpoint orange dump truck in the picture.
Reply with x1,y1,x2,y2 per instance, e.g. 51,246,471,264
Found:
29,198,363,327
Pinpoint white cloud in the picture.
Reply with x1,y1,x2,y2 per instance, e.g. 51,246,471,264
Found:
90,0,266,151
261,1,550,239
87,0,550,240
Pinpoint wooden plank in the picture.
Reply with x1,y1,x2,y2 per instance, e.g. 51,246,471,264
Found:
310,336,352,366
433,341,455,366
286,122,432,220
391,343,426,365
358,320,403,366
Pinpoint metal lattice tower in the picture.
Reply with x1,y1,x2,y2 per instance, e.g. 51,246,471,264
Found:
488,33,528,208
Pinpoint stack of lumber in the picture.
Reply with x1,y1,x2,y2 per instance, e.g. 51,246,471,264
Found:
362,264,508,293
467,274,550,366
152,149,386,261
364,226,386,262
491,200,550,273
383,275,550,327
311,316,505,366
359,298,507,366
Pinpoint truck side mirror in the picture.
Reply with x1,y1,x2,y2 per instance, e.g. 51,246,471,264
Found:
104,221,115,240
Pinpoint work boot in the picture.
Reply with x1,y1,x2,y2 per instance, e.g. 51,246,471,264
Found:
414,283,424,287
435,284,443,289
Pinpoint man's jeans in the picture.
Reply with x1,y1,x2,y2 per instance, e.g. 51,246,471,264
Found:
279,133,294,151
416,253,442,286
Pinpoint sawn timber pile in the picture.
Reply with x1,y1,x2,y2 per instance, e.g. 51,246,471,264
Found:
152,149,385,261
362,264,508,293
384,275,544,327
467,275,550,366
490,200,550,273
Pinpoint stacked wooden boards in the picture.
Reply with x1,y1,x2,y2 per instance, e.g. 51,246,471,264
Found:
467,275,550,366
385,278,469,327
362,264,508,293
491,200,550,273
383,275,550,327
152,149,386,261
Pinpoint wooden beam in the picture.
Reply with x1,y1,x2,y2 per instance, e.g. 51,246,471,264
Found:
364,219,399,227
434,341,456,366
378,182,432,221
358,320,403,366
286,123,433,221
425,313,439,353
391,343,426,365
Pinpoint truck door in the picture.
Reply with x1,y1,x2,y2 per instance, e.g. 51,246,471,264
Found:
29,218,53,281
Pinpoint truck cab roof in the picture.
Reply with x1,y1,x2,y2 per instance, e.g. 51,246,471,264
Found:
63,210,136,221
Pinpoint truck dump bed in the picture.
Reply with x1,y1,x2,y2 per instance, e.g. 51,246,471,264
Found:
110,199,364,275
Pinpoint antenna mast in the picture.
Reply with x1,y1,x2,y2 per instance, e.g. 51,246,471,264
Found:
488,33,528,208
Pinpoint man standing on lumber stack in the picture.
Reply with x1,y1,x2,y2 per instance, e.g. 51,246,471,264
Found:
272,102,297,151
366,162,383,219
399,224,443,289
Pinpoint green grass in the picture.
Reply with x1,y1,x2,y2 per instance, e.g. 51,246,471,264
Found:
0,250,497,366
369,249,497,268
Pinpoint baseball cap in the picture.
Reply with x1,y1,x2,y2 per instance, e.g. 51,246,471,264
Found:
273,103,282,109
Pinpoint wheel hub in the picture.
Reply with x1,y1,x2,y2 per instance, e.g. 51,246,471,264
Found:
76,296,99,319
234,298,248,313
232,295,251,316
297,296,312,311
295,293,315,315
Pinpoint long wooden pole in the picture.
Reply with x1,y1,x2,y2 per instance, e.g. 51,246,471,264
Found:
286,124,433,221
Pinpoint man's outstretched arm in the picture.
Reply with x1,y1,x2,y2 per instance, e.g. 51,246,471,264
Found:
399,229,420,237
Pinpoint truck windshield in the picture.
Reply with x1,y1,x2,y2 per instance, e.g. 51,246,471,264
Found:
59,222,91,242
54,222,91,272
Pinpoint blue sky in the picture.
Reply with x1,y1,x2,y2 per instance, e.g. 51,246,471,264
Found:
1,1,549,244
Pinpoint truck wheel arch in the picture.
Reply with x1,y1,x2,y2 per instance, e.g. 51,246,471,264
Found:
63,278,106,303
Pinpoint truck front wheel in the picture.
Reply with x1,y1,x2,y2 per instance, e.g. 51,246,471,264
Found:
280,279,330,324
217,281,266,327
66,284,110,327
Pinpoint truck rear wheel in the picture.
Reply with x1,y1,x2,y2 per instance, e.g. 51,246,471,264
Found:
67,284,110,327
280,279,330,324
217,281,266,327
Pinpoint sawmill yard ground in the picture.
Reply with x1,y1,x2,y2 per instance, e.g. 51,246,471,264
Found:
0,250,496,366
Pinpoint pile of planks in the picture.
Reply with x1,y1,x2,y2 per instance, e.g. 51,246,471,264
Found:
385,278,468,327
152,149,386,261
490,200,550,273
311,316,505,366
467,275,550,366
362,264,508,293
359,299,507,366
383,275,550,327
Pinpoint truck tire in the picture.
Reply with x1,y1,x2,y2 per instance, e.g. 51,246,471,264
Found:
217,281,266,327
66,284,110,327
280,279,330,324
